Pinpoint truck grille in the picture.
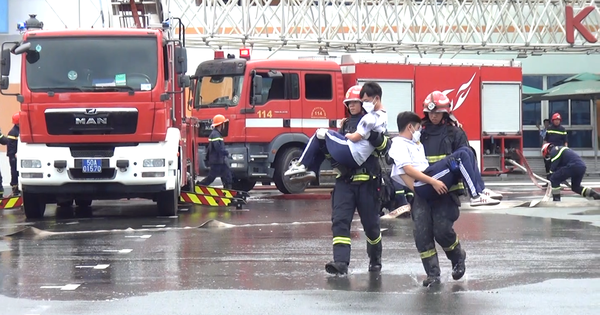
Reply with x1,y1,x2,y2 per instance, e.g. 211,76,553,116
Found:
68,168,116,180
45,110,138,135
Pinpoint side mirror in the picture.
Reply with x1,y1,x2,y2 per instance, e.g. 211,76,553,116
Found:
1,49,10,76
250,74,263,105
0,76,8,90
13,42,31,55
178,74,190,88
267,70,283,78
174,47,187,75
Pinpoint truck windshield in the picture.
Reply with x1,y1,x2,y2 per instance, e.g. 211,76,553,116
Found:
195,75,243,107
24,36,158,92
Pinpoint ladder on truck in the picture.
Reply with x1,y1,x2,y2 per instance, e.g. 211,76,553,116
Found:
109,0,249,209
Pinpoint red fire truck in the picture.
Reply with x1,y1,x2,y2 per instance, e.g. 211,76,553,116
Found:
0,14,197,218
190,51,523,194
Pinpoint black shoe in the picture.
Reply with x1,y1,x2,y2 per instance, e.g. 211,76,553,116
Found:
451,249,467,280
367,242,382,272
422,276,441,287
325,261,348,275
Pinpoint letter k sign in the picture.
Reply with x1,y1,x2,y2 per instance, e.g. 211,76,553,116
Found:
566,6,597,44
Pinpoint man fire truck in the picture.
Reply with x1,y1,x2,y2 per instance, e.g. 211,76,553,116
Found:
190,53,523,194
0,13,196,219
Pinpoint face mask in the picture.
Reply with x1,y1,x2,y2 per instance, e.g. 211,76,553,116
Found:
411,126,421,143
362,101,375,112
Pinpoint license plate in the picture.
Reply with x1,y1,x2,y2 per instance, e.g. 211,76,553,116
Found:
82,159,102,173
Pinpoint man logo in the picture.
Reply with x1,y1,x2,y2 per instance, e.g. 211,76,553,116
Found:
75,117,107,125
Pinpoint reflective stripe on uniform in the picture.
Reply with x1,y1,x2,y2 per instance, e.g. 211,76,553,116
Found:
550,147,568,162
547,130,567,135
426,154,464,192
376,136,388,151
351,174,375,182
208,137,223,142
420,248,437,259
6,135,17,140
333,236,351,245
367,233,382,245
443,237,459,252
395,190,405,194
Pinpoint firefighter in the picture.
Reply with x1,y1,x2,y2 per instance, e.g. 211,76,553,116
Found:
543,112,568,179
0,113,21,196
284,84,389,183
197,114,233,189
325,82,387,275
406,91,496,287
541,143,600,201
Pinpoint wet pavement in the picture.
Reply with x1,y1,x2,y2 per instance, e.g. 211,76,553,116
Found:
0,185,599,314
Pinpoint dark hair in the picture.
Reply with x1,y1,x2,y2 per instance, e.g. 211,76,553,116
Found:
543,119,550,123
359,82,382,99
397,111,422,132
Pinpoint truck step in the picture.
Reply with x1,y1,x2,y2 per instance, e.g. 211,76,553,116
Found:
0,196,23,210
179,192,246,209
192,185,250,201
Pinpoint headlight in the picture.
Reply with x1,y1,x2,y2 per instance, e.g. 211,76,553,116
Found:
231,154,244,161
21,159,42,168
143,159,165,167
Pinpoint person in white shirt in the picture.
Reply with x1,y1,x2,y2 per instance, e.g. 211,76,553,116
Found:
388,111,499,207
284,83,389,184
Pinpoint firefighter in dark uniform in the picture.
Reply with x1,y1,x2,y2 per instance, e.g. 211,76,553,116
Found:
542,143,600,201
543,112,568,179
197,114,233,189
325,82,389,275
0,113,21,196
412,91,499,286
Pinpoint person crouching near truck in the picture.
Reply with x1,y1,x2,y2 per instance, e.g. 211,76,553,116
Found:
197,114,233,189
0,112,21,196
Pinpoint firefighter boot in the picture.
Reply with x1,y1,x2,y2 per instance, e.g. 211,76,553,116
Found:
325,261,348,275
421,254,441,287
367,242,382,272
445,243,467,281
11,185,20,196
552,191,561,202
584,188,600,200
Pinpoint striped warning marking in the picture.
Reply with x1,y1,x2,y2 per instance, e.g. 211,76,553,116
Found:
180,192,245,207
0,196,23,209
194,185,249,200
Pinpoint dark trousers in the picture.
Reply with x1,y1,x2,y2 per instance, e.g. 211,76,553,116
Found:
331,178,381,264
392,180,408,207
299,131,360,174
414,146,482,199
198,164,233,188
544,158,551,174
550,164,586,194
9,155,18,186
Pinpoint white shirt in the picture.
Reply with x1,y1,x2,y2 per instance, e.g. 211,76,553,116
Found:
349,110,388,165
389,136,430,186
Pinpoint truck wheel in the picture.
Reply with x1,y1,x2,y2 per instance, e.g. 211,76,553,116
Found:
232,179,256,192
273,147,308,194
75,199,92,207
57,200,73,207
157,170,180,216
22,192,47,219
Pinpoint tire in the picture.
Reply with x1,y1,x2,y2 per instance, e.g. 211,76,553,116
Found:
57,200,73,207
157,170,180,216
273,147,308,194
231,179,256,192
22,192,46,219
75,199,92,207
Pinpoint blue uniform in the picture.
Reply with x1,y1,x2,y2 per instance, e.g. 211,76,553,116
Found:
544,125,567,146
198,128,232,188
547,146,595,200
0,124,20,187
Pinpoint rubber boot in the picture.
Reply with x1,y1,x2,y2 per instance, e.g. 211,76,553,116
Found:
445,243,467,281
367,242,382,272
421,254,441,287
585,189,600,200
325,261,348,275
10,185,20,197
552,192,561,202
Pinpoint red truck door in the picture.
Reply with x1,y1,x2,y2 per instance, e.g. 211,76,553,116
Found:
298,71,337,135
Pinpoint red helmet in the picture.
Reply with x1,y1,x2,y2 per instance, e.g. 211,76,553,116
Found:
541,143,553,158
12,112,19,125
211,114,229,127
423,91,451,113
343,85,362,106
551,113,562,121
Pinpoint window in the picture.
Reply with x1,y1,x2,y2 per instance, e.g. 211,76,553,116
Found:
290,73,299,100
305,74,332,100
523,130,543,148
549,100,569,125
196,75,244,108
249,71,286,105
522,101,541,126
568,129,593,148
523,75,543,90
571,100,591,125
547,75,574,88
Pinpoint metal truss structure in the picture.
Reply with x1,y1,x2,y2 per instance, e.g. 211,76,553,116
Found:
52,0,600,54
